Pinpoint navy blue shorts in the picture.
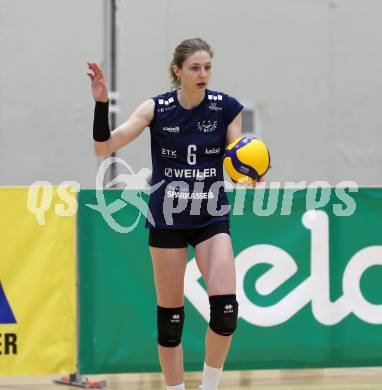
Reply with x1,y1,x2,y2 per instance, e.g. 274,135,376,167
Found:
149,221,230,248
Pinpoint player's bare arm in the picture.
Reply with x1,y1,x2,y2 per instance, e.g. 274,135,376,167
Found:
87,62,154,156
94,99,154,156
225,112,242,147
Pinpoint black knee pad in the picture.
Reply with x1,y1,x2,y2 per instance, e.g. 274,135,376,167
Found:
157,306,185,347
209,294,239,336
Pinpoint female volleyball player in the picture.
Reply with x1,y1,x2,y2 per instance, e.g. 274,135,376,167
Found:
88,38,264,390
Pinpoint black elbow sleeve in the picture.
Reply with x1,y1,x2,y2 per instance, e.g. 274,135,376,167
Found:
93,101,111,142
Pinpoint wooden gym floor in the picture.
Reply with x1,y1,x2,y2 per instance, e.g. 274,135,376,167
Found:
0,367,382,390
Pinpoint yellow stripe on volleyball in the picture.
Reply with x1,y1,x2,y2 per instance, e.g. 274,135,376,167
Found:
224,136,270,182
224,156,249,183
236,139,269,176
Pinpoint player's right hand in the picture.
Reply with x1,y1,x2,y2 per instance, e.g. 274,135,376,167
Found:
87,62,108,103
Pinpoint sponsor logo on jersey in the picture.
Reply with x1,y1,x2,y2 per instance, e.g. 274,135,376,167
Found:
163,167,217,180
208,94,223,101
161,148,177,159
208,102,222,111
197,120,218,133
167,190,215,199
164,167,217,180
205,147,221,155
164,168,173,177
158,105,176,112
158,97,175,105
158,97,176,112
163,126,180,133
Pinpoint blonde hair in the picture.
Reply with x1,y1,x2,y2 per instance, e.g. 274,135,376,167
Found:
169,38,214,89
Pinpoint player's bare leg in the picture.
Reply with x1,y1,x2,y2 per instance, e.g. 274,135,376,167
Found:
195,233,236,388
150,246,188,387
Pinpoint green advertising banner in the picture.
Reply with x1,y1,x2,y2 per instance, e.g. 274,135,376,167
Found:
78,188,382,374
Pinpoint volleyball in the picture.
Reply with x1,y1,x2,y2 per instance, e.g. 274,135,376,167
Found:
224,136,271,183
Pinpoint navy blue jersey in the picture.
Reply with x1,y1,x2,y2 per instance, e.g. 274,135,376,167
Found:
146,89,243,229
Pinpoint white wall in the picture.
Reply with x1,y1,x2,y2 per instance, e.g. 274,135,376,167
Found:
0,0,103,187
1,0,381,187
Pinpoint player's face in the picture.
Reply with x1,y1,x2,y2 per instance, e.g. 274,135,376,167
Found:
177,50,212,91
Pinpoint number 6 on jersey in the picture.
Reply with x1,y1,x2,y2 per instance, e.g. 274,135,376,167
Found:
187,144,197,165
